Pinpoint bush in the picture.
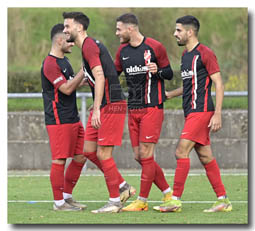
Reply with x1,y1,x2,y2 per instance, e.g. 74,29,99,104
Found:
8,71,42,93
8,71,92,93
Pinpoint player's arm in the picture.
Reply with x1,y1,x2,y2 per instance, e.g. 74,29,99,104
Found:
165,87,183,100
157,64,173,80
58,68,85,95
208,72,224,132
91,65,105,129
114,46,123,77
147,62,173,80
78,63,89,87
146,42,173,80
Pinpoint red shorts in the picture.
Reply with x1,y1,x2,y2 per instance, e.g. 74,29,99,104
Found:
84,101,127,146
128,107,164,147
46,121,85,160
180,111,214,146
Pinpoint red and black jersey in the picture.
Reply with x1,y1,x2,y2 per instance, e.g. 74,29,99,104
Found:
82,37,125,108
115,37,171,109
41,55,80,125
181,43,220,117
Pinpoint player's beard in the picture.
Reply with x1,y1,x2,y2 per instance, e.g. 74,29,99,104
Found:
176,36,187,46
120,34,130,44
62,46,72,54
177,41,186,46
66,33,76,43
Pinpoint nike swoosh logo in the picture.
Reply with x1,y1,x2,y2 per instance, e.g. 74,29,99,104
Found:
98,138,105,141
122,57,129,60
63,69,67,73
145,136,154,139
181,132,189,135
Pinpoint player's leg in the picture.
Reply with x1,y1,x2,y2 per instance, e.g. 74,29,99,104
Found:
91,145,124,213
159,138,195,212
47,124,82,211
83,110,103,171
123,142,155,212
50,158,81,211
84,138,134,203
195,144,232,212
83,111,126,187
50,158,66,209
133,146,172,206
124,107,170,211
84,140,103,171
91,101,135,213
64,121,87,209
141,107,171,197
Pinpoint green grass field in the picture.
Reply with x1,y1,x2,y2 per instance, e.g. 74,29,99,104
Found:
8,171,248,224
7,96,248,111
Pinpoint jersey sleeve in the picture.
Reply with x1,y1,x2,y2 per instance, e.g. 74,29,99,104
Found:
201,47,220,76
83,38,102,70
43,57,67,89
114,45,123,73
155,43,170,68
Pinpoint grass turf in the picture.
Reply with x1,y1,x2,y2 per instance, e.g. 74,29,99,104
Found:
8,173,248,224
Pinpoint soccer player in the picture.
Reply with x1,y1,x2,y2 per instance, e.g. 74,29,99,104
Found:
41,23,88,211
114,13,173,211
63,12,136,213
159,15,232,213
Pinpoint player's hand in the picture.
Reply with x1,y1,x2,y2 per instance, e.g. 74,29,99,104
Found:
77,68,85,77
79,78,89,86
146,62,158,74
91,108,101,129
208,112,222,132
165,91,173,100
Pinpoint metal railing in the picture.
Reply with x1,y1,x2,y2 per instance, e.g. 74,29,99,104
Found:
8,92,92,127
7,91,248,127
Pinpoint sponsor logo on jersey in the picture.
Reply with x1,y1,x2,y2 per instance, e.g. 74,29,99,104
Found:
53,76,63,85
126,65,148,75
181,69,194,80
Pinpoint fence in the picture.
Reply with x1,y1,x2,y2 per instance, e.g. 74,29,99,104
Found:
7,91,248,127
7,91,248,170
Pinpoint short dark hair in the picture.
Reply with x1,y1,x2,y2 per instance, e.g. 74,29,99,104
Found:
50,23,64,40
116,13,138,26
62,12,90,30
176,15,200,35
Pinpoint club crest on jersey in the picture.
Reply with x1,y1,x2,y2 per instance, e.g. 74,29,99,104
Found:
144,50,151,64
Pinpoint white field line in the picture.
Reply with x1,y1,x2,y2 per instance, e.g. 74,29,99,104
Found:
8,200,247,204
8,173,248,177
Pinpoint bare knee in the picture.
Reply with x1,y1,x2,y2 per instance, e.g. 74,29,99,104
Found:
198,154,214,165
73,154,87,164
52,159,66,165
97,145,114,160
132,147,140,162
139,143,154,159
83,141,97,153
175,139,195,160
175,146,189,159
194,144,214,165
